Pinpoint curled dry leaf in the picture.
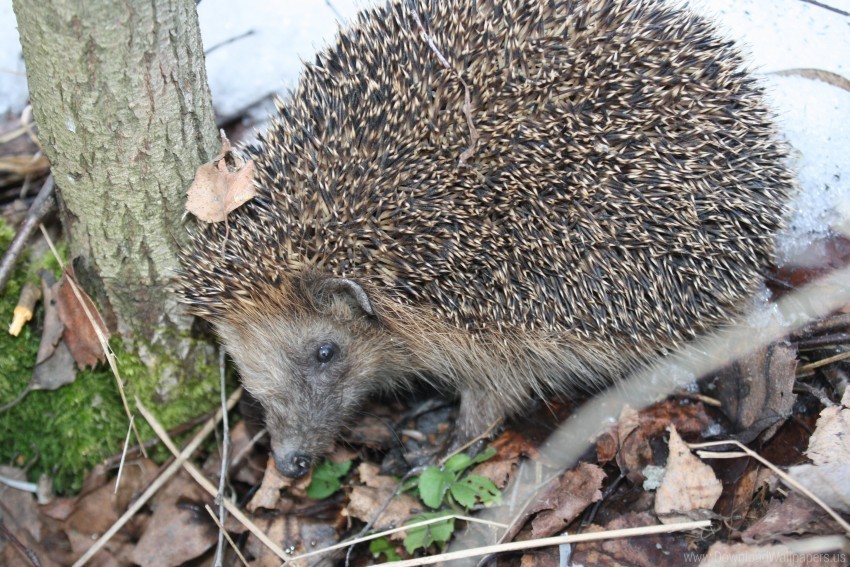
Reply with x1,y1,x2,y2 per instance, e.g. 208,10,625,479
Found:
55,266,109,369
788,389,850,513
615,400,713,484
711,342,797,444
185,132,257,223
654,426,722,524
529,462,605,538
31,271,76,391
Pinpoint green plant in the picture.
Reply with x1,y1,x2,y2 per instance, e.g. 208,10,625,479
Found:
369,536,402,562
402,447,501,554
306,459,352,499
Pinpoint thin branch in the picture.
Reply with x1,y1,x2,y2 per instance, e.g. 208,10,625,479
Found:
113,415,134,494
0,175,54,292
71,388,242,567
134,394,290,563
204,504,249,566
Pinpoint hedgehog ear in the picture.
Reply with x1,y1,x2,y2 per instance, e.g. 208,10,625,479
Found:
318,277,375,317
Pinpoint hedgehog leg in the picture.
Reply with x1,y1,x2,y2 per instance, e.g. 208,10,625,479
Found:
453,387,505,450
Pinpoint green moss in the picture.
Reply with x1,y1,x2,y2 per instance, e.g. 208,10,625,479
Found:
0,219,225,493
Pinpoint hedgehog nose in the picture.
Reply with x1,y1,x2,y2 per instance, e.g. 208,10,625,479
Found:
275,450,312,478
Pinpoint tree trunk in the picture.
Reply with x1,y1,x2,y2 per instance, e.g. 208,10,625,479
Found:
13,0,219,341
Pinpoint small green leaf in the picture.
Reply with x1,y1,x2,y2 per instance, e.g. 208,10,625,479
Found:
306,459,352,500
403,514,455,554
444,453,473,472
450,474,501,508
472,446,497,464
418,466,454,509
369,537,401,562
449,481,477,508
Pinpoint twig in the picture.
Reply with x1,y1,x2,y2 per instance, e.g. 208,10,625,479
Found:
797,349,850,373
134,394,290,563
213,350,231,567
71,388,242,566
0,386,32,413
439,419,501,465
0,175,54,292
0,474,37,493
204,504,249,566
689,439,850,536
0,518,42,567
798,0,850,17
290,514,509,564
114,415,134,494
39,225,147,457
797,333,850,350
383,520,711,566
101,411,216,467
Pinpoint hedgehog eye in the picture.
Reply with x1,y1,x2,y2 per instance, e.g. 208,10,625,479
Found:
316,342,336,364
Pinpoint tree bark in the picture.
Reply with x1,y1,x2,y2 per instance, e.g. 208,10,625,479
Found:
13,0,219,340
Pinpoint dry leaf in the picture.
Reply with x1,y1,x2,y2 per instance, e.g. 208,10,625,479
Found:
787,389,850,512
130,470,215,567
654,426,722,524
185,132,256,223
529,462,605,538
55,266,109,369
803,388,850,466
742,491,844,544
616,400,712,483
345,462,420,533
712,342,797,444
247,455,310,512
469,430,532,489
571,512,695,567
31,272,76,391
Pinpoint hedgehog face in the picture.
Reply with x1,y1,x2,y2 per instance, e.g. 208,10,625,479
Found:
215,279,405,478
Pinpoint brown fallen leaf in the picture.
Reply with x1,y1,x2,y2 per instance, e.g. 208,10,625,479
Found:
787,389,850,513
711,342,797,444
185,131,257,223
529,462,605,538
247,455,310,512
616,400,713,484
31,271,76,391
129,470,216,567
55,266,109,369
655,426,722,524
469,430,532,489
742,491,844,544
345,462,420,533
570,512,696,567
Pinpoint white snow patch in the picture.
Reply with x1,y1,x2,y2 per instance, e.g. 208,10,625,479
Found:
0,2,28,115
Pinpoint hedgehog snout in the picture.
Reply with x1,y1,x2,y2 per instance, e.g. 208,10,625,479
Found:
274,449,313,479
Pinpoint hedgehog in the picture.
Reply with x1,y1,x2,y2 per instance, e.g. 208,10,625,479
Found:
179,0,792,478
